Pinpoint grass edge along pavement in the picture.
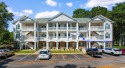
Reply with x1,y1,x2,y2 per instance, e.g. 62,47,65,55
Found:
14,49,83,55
14,49,36,55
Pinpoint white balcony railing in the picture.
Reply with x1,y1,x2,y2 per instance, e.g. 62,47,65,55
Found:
37,28,46,31
37,37,46,40
48,27,56,30
25,36,34,40
68,27,76,30
91,26,103,29
59,36,67,38
79,28,87,30
91,36,104,40
22,27,34,30
58,27,66,30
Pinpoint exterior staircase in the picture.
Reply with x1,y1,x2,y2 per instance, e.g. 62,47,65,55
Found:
25,42,34,50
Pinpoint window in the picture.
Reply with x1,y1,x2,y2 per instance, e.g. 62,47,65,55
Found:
42,34,46,37
79,33,83,37
16,32,20,38
105,42,110,48
65,33,66,36
105,32,110,38
16,24,20,29
64,24,66,27
105,23,110,29
68,33,70,36
58,34,60,37
55,34,56,36
68,24,70,27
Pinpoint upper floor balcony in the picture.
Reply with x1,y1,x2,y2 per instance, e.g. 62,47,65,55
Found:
79,27,87,31
37,28,46,31
91,35,104,40
22,26,34,31
91,26,103,30
48,27,56,30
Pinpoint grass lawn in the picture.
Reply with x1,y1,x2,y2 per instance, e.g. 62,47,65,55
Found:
51,50,82,54
114,45,125,49
14,49,36,54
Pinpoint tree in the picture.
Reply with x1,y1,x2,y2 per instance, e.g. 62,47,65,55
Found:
72,8,90,18
90,6,108,17
0,2,13,31
0,30,13,44
0,2,13,46
112,2,125,46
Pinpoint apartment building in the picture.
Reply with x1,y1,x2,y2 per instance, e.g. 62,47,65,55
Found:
13,13,113,50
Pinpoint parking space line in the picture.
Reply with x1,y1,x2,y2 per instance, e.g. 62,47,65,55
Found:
73,54,80,60
62,54,65,60
35,56,38,61
18,55,29,61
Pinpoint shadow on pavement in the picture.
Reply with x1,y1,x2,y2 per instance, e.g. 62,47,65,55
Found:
0,58,14,68
54,64,96,68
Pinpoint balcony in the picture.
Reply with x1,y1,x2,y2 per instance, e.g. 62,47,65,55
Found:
58,27,66,30
24,36,34,41
91,36,104,40
37,28,46,31
69,36,76,40
49,36,56,40
22,27,34,31
68,27,76,30
48,27,56,30
79,28,87,31
37,37,47,40
91,26,103,30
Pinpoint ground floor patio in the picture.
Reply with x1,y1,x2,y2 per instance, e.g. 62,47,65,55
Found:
16,41,113,50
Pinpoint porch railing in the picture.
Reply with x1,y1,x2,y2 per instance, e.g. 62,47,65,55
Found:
91,26,103,29
22,27,34,30
91,36,104,39
58,27,66,30
48,27,56,30
68,27,76,30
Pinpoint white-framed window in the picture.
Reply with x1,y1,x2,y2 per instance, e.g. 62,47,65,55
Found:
105,23,110,29
105,32,110,38
16,32,20,38
105,42,110,48
16,24,20,29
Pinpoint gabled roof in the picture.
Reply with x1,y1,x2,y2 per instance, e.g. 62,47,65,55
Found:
35,18,50,23
74,18,90,23
13,15,35,24
91,15,114,23
47,12,78,22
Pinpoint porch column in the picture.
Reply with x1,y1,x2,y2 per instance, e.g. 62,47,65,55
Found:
56,42,59,50
67,23,68,40
19,42,22,50
76,42,79,49
46,42,49,49
46,23,48,41
104,42,105,49
37,42,39,49
34,42,36,50
76,23,78,40
66,42,68,49
56,23,58,41
89,42,91,48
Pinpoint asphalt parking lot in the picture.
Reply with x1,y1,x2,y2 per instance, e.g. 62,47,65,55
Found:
0,54,125,68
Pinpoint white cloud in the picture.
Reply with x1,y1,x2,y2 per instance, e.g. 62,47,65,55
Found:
85,0,125,8
23,9,33,15
66,2,73,7
45,0,57,7
35,10,60,18
7,7,33,17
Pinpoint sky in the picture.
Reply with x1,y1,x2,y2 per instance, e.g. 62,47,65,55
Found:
0,0,125,32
